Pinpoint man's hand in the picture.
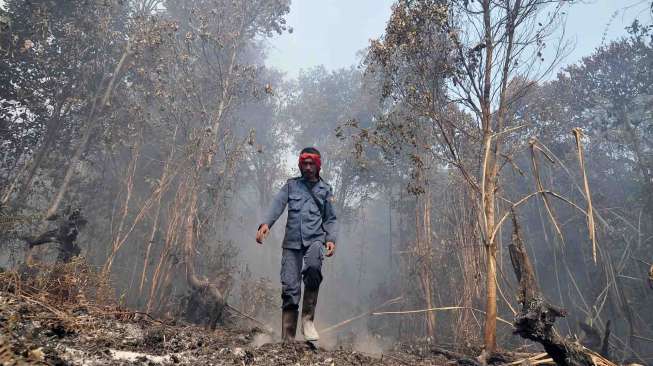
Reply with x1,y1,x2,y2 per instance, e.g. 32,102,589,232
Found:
325,242,336,257
256,224,269,244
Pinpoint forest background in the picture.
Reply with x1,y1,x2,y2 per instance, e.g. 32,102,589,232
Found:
0,0,652,363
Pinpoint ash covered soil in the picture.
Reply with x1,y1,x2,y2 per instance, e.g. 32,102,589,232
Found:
0,291,462,366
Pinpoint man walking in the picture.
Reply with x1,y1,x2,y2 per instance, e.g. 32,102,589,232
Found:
256,147,337,342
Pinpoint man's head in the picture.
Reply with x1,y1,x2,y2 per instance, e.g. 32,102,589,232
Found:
298,147,321,181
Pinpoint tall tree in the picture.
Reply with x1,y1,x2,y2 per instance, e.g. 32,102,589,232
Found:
144,0,291,321
0,0,131,211
368,0,571,351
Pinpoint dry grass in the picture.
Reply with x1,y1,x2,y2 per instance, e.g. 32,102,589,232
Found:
0,257,113,308
0,256,152,329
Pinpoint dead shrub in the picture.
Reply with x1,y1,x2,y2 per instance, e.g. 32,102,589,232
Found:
0,256,115,309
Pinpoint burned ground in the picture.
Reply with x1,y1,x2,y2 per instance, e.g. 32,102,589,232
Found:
0,288,448,365
0,262,553,366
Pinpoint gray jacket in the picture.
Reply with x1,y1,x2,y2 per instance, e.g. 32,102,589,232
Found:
263,177,337,249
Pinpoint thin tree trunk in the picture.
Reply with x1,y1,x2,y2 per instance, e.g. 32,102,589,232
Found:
416,184,436,340
44,40,132,221
480,0,498,352
182,183,225,327
169,38,238,324
147,186,183,313
423,185,437,340
153,258,177,314
484,176,499,351
388,186,393,278
104,141,140,274
140,197,162,295
398,187,405,340
2,98,69,207
481,134,499,352
453,183,480,344
140,127,177,295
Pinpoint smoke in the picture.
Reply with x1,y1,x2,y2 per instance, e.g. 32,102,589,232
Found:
250,333,274,348
0,0,651,360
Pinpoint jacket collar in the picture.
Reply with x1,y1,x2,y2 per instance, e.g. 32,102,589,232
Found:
299,176,325,190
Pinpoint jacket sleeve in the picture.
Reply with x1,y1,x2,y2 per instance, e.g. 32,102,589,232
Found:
323,186,338,244
262,182,289,229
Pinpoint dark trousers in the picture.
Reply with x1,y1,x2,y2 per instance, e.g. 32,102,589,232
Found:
280,241,324,310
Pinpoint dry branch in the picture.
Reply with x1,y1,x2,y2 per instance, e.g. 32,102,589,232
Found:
572,128,598,263
505,352,551,365
320,296,402,334
372,305,514,327
224,304,274,334
529,138,564,242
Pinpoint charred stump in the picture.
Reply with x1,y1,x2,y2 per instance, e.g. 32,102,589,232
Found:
508,214,615,366
185,276,226,329
578,320,611,359
183,188,226,329
23,209,86,263
182,279,226,329
600,320,611,359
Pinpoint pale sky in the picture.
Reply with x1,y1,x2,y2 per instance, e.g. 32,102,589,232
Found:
266,0,395,77
266,0,650,79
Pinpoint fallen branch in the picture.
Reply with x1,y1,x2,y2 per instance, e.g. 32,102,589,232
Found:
224,304,274,334
372,306,514,327
531,359,555,365
431,346,483,366
505,352,551,365
319,296,402,335
18,293,70,320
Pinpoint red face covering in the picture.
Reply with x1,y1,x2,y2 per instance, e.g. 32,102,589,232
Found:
298,153,321,176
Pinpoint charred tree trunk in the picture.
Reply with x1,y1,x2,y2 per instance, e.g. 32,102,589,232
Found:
601,320,611,359
23,209,86,263
508,214,616,366
183,185,225,329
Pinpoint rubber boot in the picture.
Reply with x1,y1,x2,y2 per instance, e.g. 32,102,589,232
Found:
281,308,298,342
301,288,319,341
